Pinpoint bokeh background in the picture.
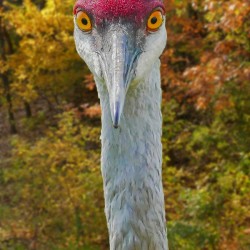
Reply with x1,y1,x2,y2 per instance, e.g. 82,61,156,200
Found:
0,0,249,249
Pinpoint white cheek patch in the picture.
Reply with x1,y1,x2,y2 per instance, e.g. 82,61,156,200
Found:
74,26,103,79
136,24,167,80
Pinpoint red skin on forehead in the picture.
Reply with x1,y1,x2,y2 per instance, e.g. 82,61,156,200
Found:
74,0,165,24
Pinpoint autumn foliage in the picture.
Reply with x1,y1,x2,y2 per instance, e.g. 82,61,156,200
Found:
0,0,249,249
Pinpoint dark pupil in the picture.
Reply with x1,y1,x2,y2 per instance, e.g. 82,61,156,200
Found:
151,17,158,24
81,18,88,25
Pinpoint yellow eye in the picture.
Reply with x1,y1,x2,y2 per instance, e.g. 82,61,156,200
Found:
76,11,92,32
147,10,163,31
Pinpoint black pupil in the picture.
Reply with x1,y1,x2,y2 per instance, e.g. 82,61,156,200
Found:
151,17,158,24
81,18,88,25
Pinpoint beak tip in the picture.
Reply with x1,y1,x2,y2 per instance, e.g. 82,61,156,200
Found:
112,101,121,129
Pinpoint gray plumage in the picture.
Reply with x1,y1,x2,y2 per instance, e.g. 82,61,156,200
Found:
74,1,168,248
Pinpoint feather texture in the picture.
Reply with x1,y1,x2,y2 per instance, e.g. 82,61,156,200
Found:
95,60,168,249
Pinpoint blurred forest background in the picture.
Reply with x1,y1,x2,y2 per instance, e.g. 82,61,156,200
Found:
0,0,249,249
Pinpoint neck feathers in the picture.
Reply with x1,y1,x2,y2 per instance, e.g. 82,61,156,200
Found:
96,60,168,249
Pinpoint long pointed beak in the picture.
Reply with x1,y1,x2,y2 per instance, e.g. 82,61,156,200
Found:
98,29,140,128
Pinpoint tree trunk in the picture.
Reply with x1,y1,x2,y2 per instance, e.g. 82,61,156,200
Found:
24,101,32,118
1,74,17,134
0,1,17,134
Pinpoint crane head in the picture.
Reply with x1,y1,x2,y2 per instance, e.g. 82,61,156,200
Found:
74,0,167,128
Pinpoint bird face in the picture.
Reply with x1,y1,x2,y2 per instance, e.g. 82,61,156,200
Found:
74,0,167,128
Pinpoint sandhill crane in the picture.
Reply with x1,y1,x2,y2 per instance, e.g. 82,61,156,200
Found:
74,0,168,249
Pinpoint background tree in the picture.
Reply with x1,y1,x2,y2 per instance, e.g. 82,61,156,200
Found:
0,0,17,133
